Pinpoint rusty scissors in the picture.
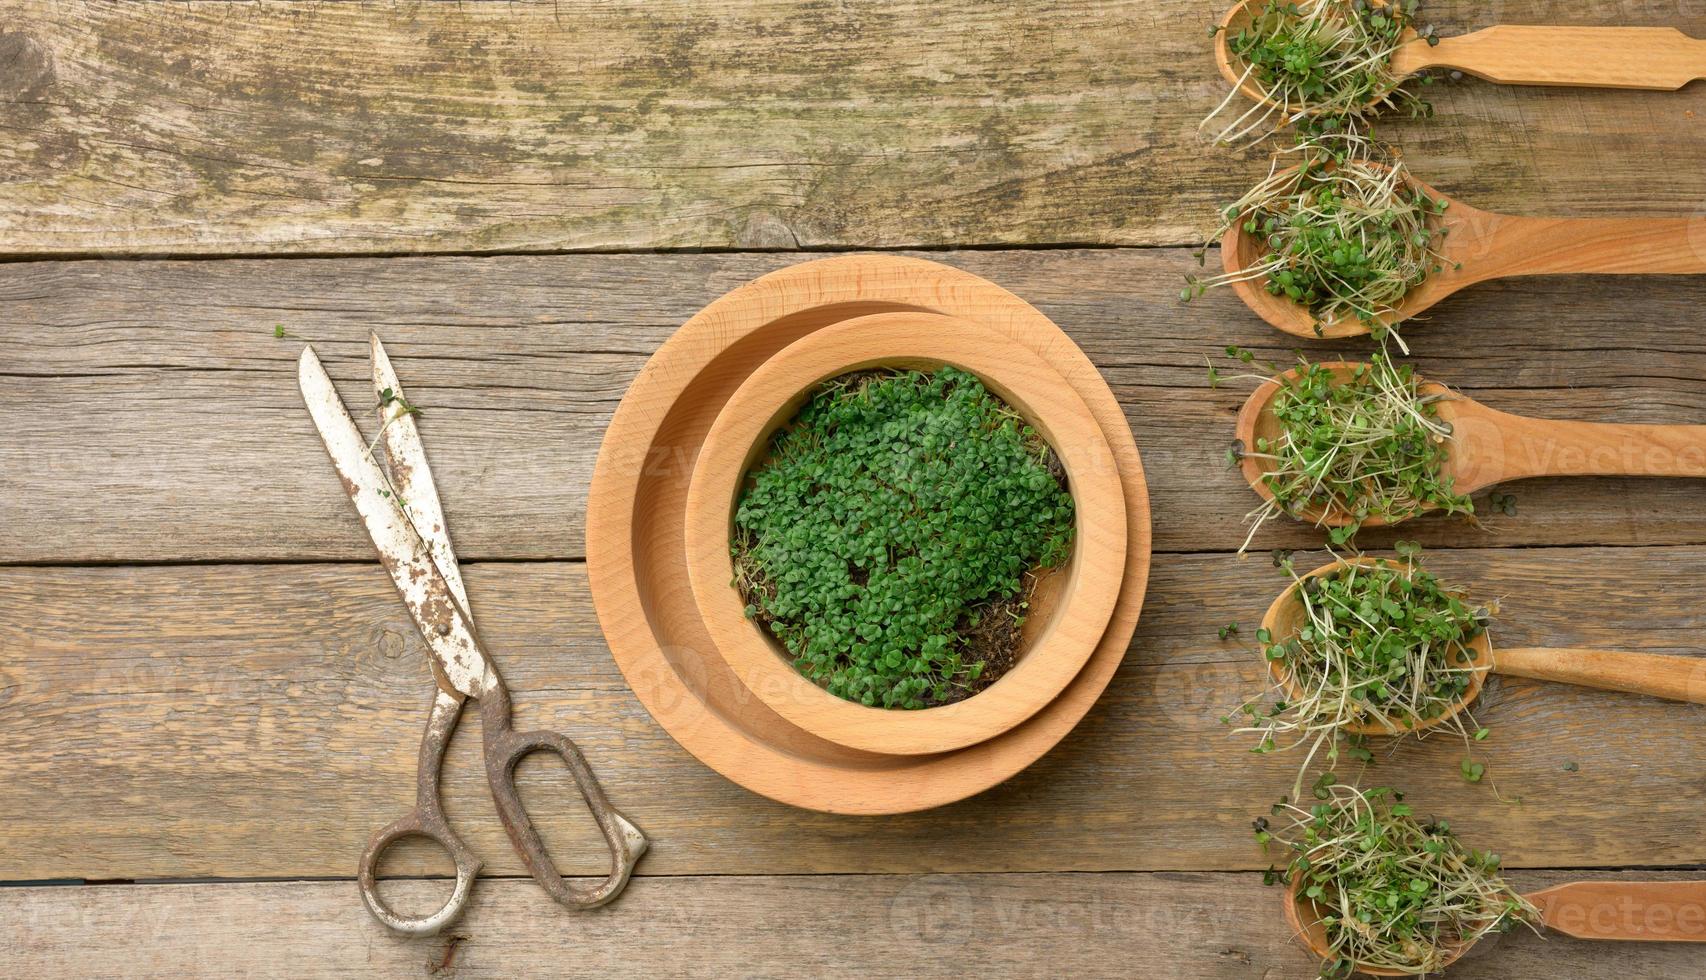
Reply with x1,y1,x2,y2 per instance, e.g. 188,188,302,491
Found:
298,335,646,936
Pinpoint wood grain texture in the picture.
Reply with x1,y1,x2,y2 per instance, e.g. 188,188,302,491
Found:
0,1,1703,255
1494,646,1706,706
1396,26,1706,90
5,547,1706,881
1529,879,1706,942
5,871,1706,978
1444,393,1706,489
6,249,1706,564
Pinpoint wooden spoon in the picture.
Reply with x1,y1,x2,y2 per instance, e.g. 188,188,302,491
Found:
1286,873,1706,975
1221,166,1706,340
1234,362,1706,528
1262,556,1706,737
1215,0,1706,116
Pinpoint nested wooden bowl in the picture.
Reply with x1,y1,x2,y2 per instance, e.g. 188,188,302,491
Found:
586,254,1152,814
682,312,1127,756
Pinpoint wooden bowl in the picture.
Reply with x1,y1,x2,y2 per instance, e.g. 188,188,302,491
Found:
682,311,1127,756
586,254,1152,814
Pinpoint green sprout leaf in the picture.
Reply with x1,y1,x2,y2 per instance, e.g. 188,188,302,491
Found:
1231,352,1474,549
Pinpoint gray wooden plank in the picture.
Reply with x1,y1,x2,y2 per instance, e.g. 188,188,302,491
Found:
4,249,1706,563
3,549,1704,881
4,871,1704,978
0,1,1702,255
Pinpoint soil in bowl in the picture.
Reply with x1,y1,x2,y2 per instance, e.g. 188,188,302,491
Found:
730,366,1076,710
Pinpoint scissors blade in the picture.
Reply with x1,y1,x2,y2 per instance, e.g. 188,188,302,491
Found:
369,334,468,616
298,345,489,699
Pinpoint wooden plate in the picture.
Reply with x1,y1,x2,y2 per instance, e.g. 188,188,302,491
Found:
683,311,1128,756
586,254,1152,814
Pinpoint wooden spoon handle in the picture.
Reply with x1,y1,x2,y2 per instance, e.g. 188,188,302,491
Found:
1393,26,1706,90
1448,399,1706,489
1526,881,1706,941
1466,213,1706,279
1494,647,1706,704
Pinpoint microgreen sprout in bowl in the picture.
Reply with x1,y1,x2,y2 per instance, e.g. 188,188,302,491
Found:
731,367,1075,711
1230,545,1493,792
1221,349,1472,547
1205,0,1437,145
1186,151,1449,349
1262,783,1539,978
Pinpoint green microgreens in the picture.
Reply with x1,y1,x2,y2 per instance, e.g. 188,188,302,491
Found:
361,387,426,508
1488,490,1518,517
1262,783,1538,978
1203,0,1437,146
1220,348,1472,549
1227,546,1492,797
1185,150,1449,350
377,386,422,418
732,368,1075,710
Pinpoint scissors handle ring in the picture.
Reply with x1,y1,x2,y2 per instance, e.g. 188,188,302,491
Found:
359,690,482,936
357,808,483,936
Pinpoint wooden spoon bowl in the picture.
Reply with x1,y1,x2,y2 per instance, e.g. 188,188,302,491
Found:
683,311,1127,757
1284,862,1473,976
1222,163,1706,341
1212,0,1410,116
1261,555,1706,741
1259,556,1488,738
1232,361,1443,529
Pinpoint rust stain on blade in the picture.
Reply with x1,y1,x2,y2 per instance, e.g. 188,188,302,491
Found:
298,345,489,699
371,334,469,615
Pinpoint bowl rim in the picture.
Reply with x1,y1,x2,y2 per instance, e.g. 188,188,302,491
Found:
682,310,1128,756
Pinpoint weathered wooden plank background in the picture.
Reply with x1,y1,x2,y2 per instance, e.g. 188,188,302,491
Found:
2,1,1704,255
3,0,1706,976
8,872,1706,978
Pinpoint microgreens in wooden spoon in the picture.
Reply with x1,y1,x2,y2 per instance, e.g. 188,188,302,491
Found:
1221,350,1471,548
1207,0,1433,145
1263,782,1538,978
1186,151,1448,351
1229,547,1493,797
1205,0,1437,145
